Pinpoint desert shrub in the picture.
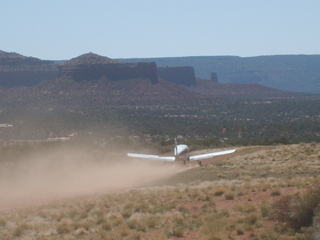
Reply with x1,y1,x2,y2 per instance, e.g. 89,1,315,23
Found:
128,231,143,240
127,218,146,232
0,218,6,227
144,215,160,229
171,226,184,237
109,214,124,226
201,213,230,239
121,209,133,219
134,201,150,213
260,200,270,218
213,187,227,196
102,221,112,231
177,204,190,215
245,213,258,225
219,208,230,217
117,224,130,237
242,204,256,213
270,188,282,196
123,202,135,210
237,190,245,196
272,185,320,230
56,219,73,234
259,183,270,192
257,226,279,240
13,223,29,237
313,206,320,239
236,226,244,235
224,191,235,200
240,175,253,181
173,214,185,225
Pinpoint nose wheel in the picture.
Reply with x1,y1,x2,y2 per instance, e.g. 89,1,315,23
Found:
198,160,202,166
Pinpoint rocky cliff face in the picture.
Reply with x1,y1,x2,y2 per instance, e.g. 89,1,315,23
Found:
210,72,218,82
59,53,159,84
0,50,58,87
157,66,196,87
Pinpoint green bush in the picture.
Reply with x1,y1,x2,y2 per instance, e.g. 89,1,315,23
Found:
272,185,320,230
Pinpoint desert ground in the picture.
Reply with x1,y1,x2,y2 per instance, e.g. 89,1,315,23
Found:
0,142,320,239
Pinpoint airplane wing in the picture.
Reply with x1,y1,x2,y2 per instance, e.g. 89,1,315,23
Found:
127,153,176,162
188,149,236,161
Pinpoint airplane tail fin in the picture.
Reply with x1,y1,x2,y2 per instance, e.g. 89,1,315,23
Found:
174,138,178,156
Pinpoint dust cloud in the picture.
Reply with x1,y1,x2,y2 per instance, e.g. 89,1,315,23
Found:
0,146,184,211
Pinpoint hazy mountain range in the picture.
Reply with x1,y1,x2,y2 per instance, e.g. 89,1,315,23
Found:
1,50,320,94
120,55,320,94
0,50,319,142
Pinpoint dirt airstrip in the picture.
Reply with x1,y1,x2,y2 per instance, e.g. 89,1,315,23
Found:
1,143,318,239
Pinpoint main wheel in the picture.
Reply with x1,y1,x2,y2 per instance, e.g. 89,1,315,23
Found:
198,160,202,166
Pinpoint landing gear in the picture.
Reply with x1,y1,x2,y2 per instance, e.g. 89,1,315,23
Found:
198,160,202,166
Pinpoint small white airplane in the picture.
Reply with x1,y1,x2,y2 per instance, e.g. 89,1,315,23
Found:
127,139,236,166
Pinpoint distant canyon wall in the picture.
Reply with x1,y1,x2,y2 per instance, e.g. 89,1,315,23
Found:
0,51,197,88
157,66,196,87
58,62,159,84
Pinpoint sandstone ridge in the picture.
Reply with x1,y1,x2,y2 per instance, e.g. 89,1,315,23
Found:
59,53,159,84
157,66,196,87
0,50,58,87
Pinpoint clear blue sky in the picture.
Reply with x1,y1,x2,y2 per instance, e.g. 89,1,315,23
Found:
1,0,319,60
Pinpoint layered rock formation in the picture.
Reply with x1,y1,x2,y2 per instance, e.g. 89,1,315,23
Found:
210,72,218,82
0,50,58,87
59,53,158,84
157,66,196,87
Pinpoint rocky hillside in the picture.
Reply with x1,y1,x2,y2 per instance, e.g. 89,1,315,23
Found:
62,52,121,65
0,76,204,112
59,53,159,84
188,78,296,98
0,76,301,113
0,50,58,87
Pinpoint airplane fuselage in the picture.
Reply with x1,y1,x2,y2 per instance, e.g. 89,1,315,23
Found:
174,144,190,156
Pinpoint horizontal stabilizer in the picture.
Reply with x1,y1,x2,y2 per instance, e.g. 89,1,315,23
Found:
189,149,236,161
127,153,175,162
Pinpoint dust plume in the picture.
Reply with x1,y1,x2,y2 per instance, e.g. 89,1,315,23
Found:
0,145,183,211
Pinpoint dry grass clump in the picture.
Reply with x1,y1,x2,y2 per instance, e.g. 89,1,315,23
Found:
213,187,227,196
201,213,232,239
224,191,235,200
245,213,258,225
0,218,6,227
270,188,282,196
259,200,270,218
56,219,73,234
13,223,29,237
170,226,184,237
